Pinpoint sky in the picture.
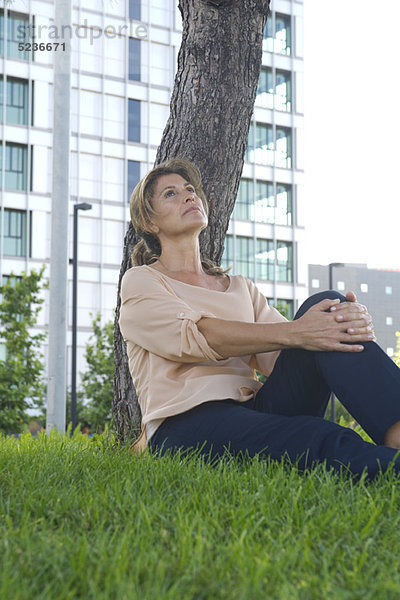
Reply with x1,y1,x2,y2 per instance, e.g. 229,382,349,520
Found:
303,0,400,270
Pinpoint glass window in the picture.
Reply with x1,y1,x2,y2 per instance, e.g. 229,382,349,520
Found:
1,209,27,256
129,38,141,81
0,10,30,61
275,127,292,168
0,142,28,190
311,279,320,289
337,281,345,291
275,70,291,112
221,235,234,272
263,13,291,56
276,241,293,282
129,0,141,20
360,283,368,293
128,160,140,201
245,123,273,165
254,181,275,223
221,235,254,279
236,180,291,225
235,179,253,221
128,99,140,142
236,236,255,279
386,286,392,295
268,298,294,320
256,68,273,109
386,317,393,326
256,239,274,281
275,184,292,225
0,76,29,125
275,14,291,55
256,240,293,282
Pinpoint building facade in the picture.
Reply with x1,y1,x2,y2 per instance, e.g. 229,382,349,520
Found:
0,0,305,392
221,0,306,320
309,264,400,356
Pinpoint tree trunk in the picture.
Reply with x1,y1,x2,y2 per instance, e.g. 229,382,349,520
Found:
113,0,270,443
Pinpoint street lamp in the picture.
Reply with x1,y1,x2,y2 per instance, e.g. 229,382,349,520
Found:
71,202,92,432
327,262,345,423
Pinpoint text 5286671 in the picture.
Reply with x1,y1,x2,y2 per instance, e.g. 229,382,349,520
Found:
18,43,66,52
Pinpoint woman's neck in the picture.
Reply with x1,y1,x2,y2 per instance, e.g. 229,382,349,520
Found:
156,239,204,274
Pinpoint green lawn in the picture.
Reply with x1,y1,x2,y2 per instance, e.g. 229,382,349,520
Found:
1,428,400,600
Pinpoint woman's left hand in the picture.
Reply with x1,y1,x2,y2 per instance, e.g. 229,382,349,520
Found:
329,290,377,342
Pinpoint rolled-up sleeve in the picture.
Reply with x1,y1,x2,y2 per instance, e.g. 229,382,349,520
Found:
119,269,225,363
245,277,288,376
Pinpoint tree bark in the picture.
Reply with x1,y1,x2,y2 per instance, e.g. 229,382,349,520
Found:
113,0,271,444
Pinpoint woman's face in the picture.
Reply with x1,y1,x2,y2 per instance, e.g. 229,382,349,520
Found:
148,173,208,240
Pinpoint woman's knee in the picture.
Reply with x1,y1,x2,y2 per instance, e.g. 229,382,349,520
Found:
294,290,347,320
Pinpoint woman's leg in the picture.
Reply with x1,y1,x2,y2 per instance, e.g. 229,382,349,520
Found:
253,291,400,446
148,398,400,481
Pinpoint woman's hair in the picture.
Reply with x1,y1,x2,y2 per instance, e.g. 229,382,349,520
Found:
129,157,231,277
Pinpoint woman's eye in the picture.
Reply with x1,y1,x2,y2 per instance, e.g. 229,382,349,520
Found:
165,190,175,197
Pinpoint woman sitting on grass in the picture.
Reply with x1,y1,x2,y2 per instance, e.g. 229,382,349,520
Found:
119,158,400,480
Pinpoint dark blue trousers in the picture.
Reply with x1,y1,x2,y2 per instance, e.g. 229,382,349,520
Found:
149,291,400,480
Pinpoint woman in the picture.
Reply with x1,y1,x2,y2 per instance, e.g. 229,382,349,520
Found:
119,158,400,480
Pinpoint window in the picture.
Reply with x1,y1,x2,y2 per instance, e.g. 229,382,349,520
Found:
235,236,255,279
221,235,234,272
337,281,345,291
256,68,273,109
0,76,29,125
0,142,28,190
386,286,392,295
221,235,255,279
246,124,292,168
276,241,293,282
387,348,394,357
268,298,294,320
128,160,140,201
129,0,141,20
256,239,274,281
236,179,254,221
275,70,291,112
275,127,292,168
128,99,140,142
246,123,273,165
1,274,23,324
386,317,393,326
235,180,292,225
263,13,291,56
360,283,368,293
311,279,320,289
0,10,30,61
275,184,292,225
256,240,293,282
256,68,291,113
0,209,27,256
129,38,141,81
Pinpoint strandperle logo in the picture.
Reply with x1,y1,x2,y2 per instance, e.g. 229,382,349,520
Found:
2,0,148,45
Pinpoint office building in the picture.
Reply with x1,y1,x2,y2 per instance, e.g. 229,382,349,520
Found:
309,264,400,356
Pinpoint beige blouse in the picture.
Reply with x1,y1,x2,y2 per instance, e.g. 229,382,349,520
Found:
118,264,287,449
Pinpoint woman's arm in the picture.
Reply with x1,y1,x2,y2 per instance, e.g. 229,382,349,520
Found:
197,297,374,359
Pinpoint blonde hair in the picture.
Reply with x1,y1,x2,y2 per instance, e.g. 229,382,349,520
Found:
129,158,231,277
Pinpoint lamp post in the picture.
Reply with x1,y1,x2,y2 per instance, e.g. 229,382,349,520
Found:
71,202,92,432
328,262,345,422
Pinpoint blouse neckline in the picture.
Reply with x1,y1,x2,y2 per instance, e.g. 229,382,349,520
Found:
144,264,232,294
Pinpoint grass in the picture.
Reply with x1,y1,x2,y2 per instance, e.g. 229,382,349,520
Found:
1,428,400,600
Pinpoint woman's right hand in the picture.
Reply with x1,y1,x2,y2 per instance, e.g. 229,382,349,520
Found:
291,298,375,353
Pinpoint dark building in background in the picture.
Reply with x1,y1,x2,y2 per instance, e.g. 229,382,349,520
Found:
309,264,400,357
